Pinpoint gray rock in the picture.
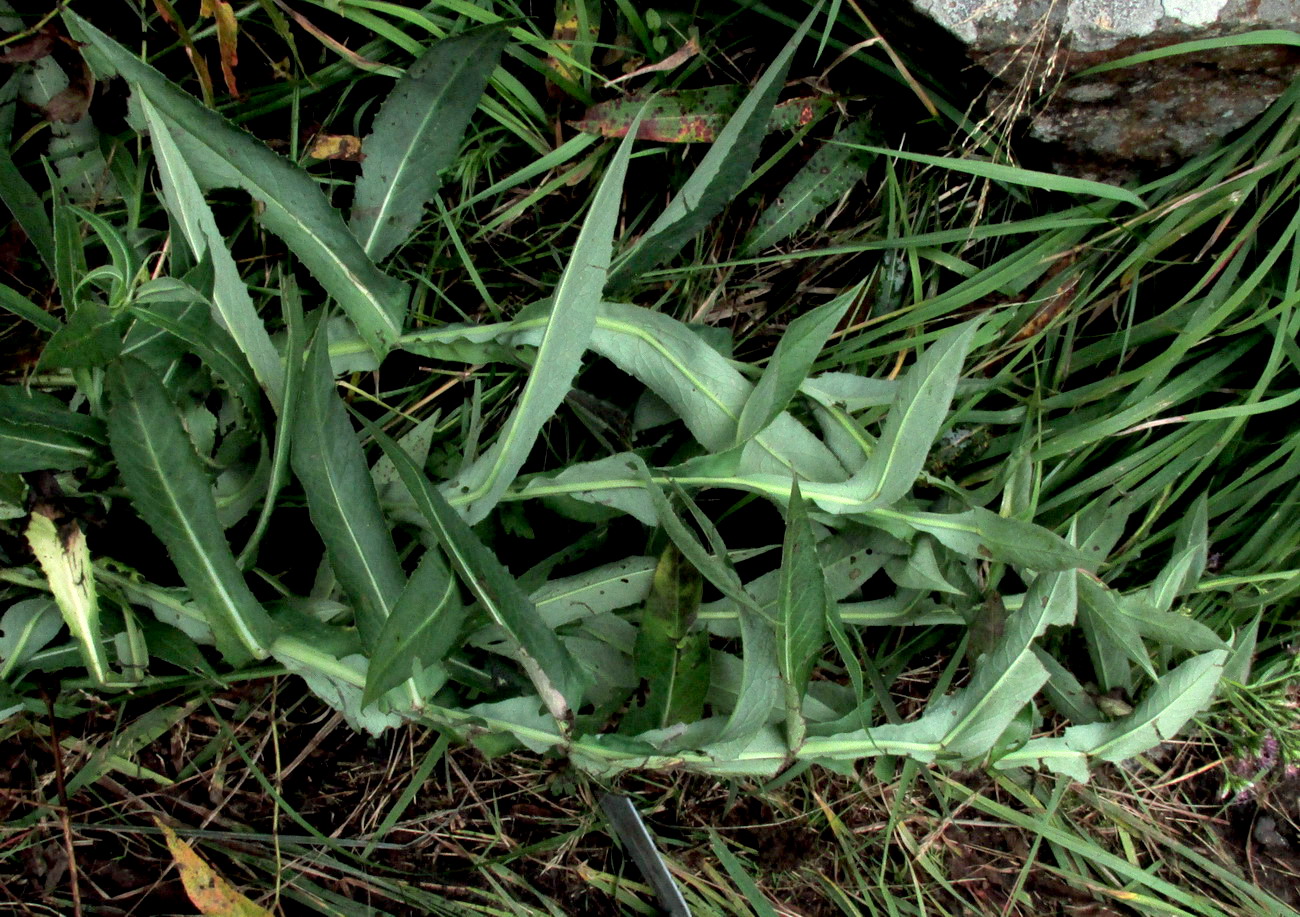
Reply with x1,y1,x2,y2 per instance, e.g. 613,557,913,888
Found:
869,1,1300,177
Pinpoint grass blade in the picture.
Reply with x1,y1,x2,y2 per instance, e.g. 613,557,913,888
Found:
291,326,406,650
66,11,409,355
851,143,1148,208
351,25,508,261
606,3,821,289
106,358,276,663
366,420,584,726
447,111,642,523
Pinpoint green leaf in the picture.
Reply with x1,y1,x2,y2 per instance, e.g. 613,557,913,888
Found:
124,301,264,426
0,76,55,272
0,386,105,472
136,93,285,410
592,304,843,481
1065,650,1227,762
1078,574,1152,692
835,319,982,509
937,571,1076,759
290,328,406,650
65,12,409,356
626,543,709,731
776,479,829,749
362,547,464,707
106,358,277,664
606,4,821,289
735,288,857,446
1148,493,1208,612
741,118,876,254
365,420,584,726
531,555,657,628
351,25,509,261
38,301,124,370
446,111,643,524
899,507,1088,570
0,598,63,680
0,280,60,333
24,508,112,685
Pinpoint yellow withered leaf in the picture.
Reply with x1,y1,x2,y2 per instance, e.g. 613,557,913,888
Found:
157,819,273,917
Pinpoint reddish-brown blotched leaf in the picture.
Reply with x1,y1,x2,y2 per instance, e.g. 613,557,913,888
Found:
153,0,215,106
0,25,57,64
545,1,597,98
570,87,832,143
201,0,241,98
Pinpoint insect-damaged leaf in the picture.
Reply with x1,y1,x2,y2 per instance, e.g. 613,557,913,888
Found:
625,543,709,732
571,87,832,143
25,504,111,685
742,117,876,254
351,26,508,262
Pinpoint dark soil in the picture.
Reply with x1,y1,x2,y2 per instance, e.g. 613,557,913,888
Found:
2,679,1294,916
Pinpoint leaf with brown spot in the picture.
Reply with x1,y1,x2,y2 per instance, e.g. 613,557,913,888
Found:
0,25,57,64
157,820,273,916
43,85,90,123
570,87,833,143
307,132,364,162
201,0,241,98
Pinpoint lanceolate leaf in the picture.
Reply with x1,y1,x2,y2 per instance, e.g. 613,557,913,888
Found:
291,329,406,650
446,113,642,524
606,4,821,290
366,421,584,726
776,479,829,749
0,76,55,272
1064,649,1227,762
362,546,464,706
735,288,858,446
0,386,105,472
937,571,1076,759
351,25,509,262
742,117,876,254
65,12,409,356
628,543,709,731
106,358,276,663
25,506,111,685
838,319,982,510
136,94,284,411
